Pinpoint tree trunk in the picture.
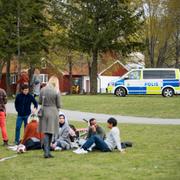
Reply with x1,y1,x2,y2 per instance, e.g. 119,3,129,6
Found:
68,54,73,94
148,36,155,67
175,27,180,68
29,64,35,93
90,49,98,94
156,40,168,67
0,60,5,82
6,59,11,96
17,1,21,81
88,60,91,81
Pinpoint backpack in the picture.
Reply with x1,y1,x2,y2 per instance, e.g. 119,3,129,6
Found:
121,141,133,149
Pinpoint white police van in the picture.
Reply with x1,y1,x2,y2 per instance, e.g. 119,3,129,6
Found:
109,68,180,97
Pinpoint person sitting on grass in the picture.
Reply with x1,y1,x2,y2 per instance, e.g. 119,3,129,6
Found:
73,117,124,154
77,118,106,150
51,114,71,151
21,114,44,150
87,118,106,139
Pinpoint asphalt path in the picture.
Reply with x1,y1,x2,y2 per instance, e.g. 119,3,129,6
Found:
6,102,180,125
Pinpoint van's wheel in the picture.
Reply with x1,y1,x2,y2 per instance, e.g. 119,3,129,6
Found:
162,87,174,97
115,87,126,97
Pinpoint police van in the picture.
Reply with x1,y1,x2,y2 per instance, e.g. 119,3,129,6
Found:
110,68,180,97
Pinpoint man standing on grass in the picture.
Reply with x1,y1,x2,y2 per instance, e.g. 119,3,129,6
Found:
0,87,9,146
14,84,38,145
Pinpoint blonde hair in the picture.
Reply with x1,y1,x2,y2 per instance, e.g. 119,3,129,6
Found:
28,114,39,123
48,76,60,93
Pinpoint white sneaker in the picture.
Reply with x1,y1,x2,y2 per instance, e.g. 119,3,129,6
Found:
73,148,81,153
55,147,62,151
73,148,88,154
71,142,79,149
7,145,18,151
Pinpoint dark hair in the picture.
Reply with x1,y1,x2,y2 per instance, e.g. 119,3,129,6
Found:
89,118,96,126
59,114,65,119
107,117,117,127
21,84,29,90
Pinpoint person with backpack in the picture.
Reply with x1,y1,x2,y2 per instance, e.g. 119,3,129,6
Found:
73,117,125,154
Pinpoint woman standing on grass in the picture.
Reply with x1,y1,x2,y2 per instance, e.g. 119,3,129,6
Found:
38,76,61,158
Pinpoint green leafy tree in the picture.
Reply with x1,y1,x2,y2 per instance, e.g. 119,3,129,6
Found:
140,0,180,68
0,0,50,94
166,0,180,68
51,0,143,94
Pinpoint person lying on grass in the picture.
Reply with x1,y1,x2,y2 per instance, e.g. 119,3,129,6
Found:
73,117,124,154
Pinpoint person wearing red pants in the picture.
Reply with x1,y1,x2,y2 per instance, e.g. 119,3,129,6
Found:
0,88,8,146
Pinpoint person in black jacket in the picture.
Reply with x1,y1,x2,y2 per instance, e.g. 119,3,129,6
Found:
14,84,38,145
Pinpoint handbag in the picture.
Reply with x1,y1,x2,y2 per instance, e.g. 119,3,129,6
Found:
38,96,45,117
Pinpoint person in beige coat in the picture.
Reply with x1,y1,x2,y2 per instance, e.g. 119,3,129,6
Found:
38,76,61,158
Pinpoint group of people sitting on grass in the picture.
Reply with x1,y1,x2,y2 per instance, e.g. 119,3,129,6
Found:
0,75,126,159
18,112,125,155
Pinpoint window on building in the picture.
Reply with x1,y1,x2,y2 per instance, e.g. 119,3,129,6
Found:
40,74,48,83
10,74,17,84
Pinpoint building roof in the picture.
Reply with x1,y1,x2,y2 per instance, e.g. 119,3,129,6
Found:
2,58,128,77
99,60,128,76
60,60,128,76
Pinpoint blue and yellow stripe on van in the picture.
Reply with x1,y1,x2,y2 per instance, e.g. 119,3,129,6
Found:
119,79,180,95
126,86,161,95
146,86,161,94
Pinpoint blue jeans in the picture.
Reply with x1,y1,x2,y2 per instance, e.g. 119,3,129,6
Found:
82,135,111,152
15,115,29,144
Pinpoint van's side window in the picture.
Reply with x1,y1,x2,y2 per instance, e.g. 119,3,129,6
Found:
160,71,175,79
128,70,141,80
143,71,160,79
143,70,175,79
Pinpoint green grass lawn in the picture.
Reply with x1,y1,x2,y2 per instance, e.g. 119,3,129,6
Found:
0,115,180,180
62,94,180,119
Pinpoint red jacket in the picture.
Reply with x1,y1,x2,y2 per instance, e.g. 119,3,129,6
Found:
21,120,44,144
17,73,29,85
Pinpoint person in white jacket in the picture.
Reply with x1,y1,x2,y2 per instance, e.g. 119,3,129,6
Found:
73,117,124,154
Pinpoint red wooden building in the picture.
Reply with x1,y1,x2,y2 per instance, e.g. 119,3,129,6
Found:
0,59,128,94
